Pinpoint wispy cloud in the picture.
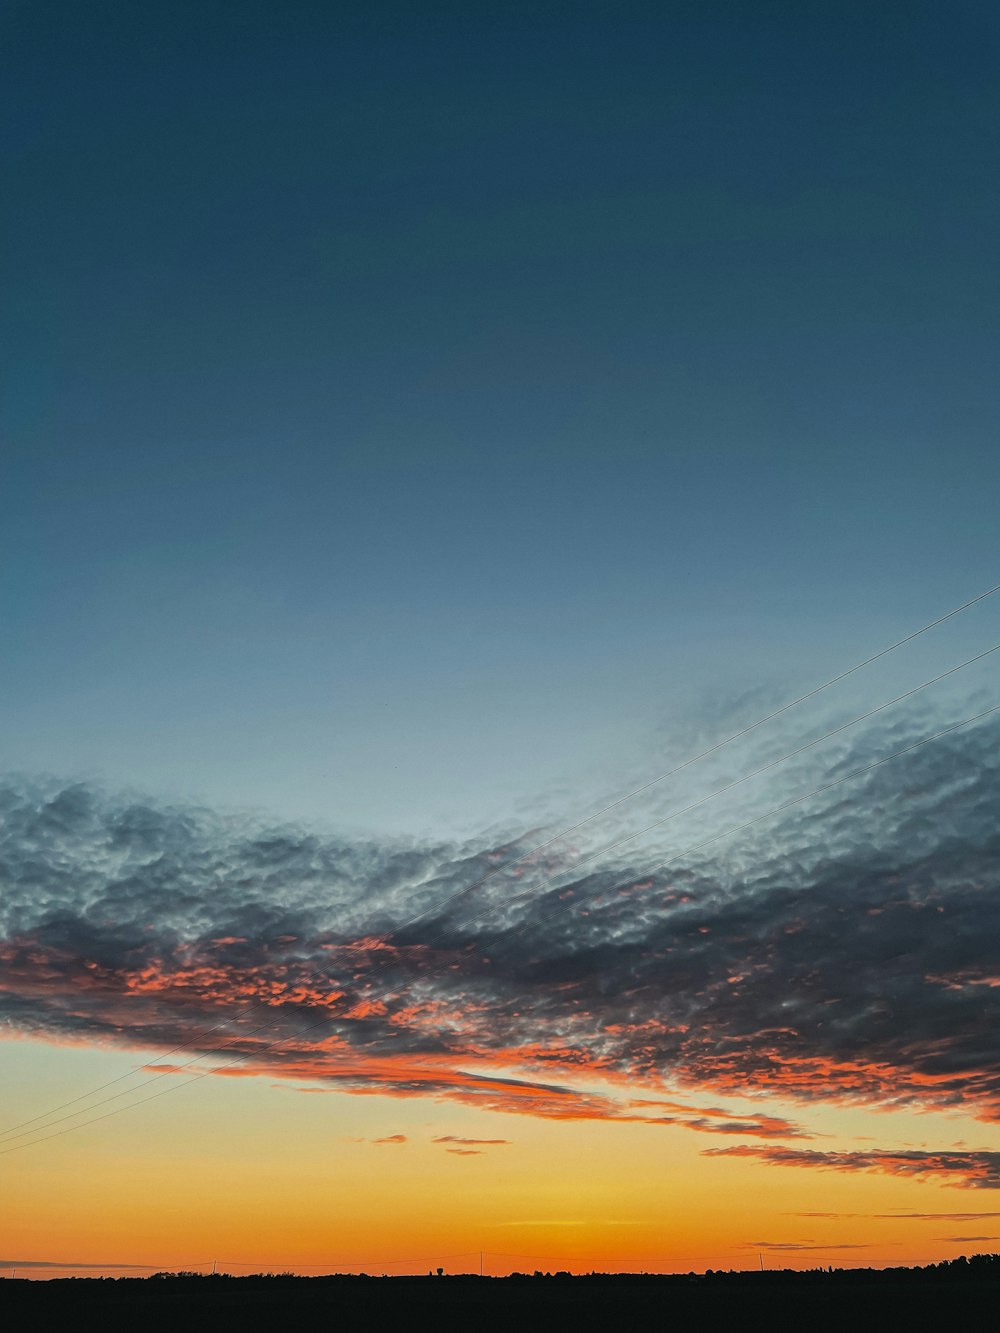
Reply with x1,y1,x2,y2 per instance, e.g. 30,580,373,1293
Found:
707,1147,1000,1189
489,1219,640,1228
793,1211,1000,1221
934,1235,1000,1242
743,1240,879,1251
433,1135,509,1146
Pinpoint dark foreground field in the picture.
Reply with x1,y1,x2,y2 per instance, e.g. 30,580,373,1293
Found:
3,1270,1000,1332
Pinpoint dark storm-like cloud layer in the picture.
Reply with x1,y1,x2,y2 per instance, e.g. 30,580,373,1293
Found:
1,707,998,1134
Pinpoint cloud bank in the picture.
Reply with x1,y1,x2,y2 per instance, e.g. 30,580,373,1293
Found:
1,706,998,1145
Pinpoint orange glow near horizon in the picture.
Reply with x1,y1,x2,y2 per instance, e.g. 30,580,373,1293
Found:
4,1038,1000,1280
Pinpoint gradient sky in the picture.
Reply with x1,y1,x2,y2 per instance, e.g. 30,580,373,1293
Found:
2,0,999,1277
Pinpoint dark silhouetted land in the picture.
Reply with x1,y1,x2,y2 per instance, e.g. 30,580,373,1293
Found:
3,1256,1000,1331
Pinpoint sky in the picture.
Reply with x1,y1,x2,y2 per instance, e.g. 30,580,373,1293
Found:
1,0,999,1278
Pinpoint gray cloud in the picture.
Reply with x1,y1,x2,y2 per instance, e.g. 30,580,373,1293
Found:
744,1240,878,1251
793,1211,1000,1221
433,1136,509,1146
1,705,998,1137
706,1147,1000,1189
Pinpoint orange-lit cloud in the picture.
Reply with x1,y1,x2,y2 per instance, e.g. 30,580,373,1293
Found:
2,717,999,1161
706,1146,1000,1189
139,1052,808,1137
743,1240,879,1251
433,1136,509,1146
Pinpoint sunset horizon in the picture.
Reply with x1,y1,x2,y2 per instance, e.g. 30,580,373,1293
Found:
3,0,999,1304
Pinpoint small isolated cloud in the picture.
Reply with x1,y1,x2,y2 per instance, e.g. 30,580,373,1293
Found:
707,1146,1000,1189
744,1240,877,1252
935,1235,1000,1242
793,1211,1000,1221
433,1135,510,1146
490,1219,640,1228
628,1097,809,1139
372,1134,407,1145
446,1148,482,1156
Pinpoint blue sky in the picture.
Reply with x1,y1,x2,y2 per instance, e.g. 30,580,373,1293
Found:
3,0,998,834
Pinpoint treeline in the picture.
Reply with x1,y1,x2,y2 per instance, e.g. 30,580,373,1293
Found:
700,1253,1000,1282
28,1254,1000,1284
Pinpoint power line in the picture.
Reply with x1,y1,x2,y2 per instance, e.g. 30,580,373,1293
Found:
2,581,994,1141
0,1009,302,1141
3,699,996,1157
